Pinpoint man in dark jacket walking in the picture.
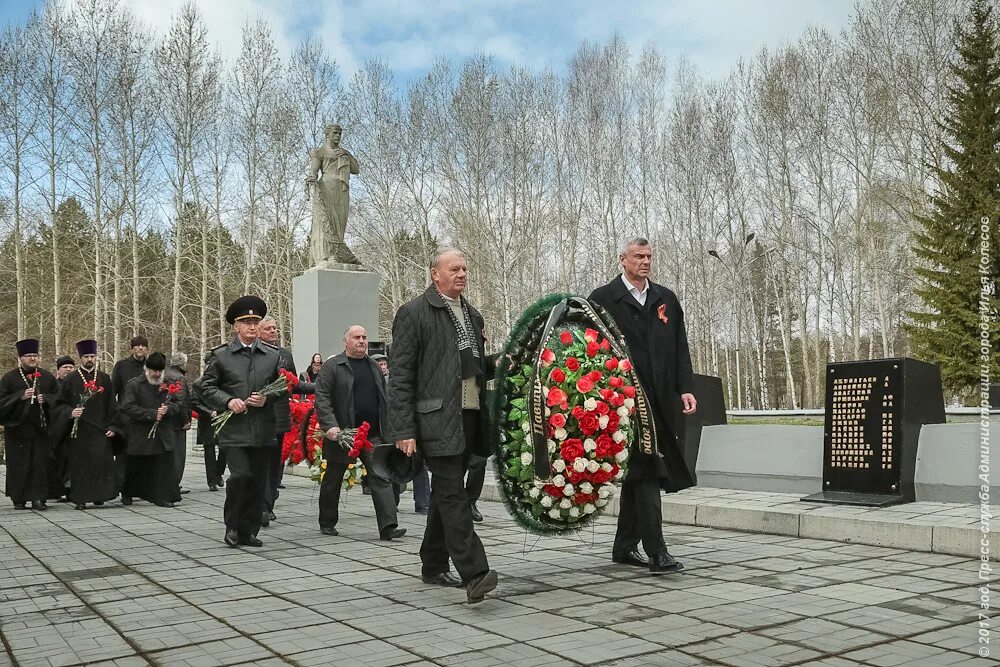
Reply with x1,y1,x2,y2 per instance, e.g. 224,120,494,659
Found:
164,353,193,497
258,316,313,527
387,248,498,604
111,335,149,494
315,325,403,540
199,296,285,548
589,237,697,574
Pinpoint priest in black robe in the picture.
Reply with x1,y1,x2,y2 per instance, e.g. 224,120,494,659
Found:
0,339,59,510
119,352,183,507
52,340,121,509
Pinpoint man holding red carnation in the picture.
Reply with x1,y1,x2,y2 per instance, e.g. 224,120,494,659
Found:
0,338,59,510
589,237,698,574
52,339,120,509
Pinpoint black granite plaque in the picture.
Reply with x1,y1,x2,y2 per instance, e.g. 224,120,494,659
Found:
802,357,945,507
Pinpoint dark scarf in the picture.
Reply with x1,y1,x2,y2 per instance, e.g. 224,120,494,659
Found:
437,288,481,380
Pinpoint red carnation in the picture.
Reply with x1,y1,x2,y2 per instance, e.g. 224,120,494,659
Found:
578,413,600,436
565,357,580,372
549,368,566,384
622,385,636,398
576,376,595,394
549,413,567,428
540,348,555,365
279,368,300,390
559,331,573,345
584,328,599,343
609,376,624,388
560,438,585,462
585,341,599,358
605,357,619,371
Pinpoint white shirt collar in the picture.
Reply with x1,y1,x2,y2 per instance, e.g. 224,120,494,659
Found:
621,274,649,297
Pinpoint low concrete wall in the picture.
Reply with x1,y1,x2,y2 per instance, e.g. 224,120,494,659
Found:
695,425,823,494
916,422,999,503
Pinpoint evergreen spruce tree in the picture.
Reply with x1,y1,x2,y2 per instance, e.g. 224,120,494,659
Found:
909,0,1000,399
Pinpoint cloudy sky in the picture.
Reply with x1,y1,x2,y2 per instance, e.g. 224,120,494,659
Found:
1,0,856,80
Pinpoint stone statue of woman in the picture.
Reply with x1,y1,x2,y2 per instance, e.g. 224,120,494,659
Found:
306,124,360,265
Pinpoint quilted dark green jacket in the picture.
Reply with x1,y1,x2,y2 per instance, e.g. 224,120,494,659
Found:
386,285,491,458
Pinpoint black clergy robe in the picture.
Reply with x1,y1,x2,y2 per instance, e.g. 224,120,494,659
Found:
119,376,183,505
0,367,59,505
53,368,121,505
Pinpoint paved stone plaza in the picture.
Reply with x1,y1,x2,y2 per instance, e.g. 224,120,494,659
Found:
0,456,993,667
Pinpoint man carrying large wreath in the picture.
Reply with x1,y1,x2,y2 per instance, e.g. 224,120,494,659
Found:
589,237,697,574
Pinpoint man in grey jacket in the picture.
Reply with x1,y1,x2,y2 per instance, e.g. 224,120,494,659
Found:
199,296,284,548
387,248,498,604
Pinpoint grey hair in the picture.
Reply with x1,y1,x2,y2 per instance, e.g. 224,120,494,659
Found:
343,325,367,340
618,237,651,257
429,247,465,269
260,315,277,326
170,352,188,368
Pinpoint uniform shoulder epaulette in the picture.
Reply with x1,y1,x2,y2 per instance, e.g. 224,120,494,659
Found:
259,341,279,350
209,343,227,355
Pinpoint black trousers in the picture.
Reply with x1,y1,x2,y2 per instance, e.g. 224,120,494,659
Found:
465,454,487,503
222,447,269,538
203,441,227,484
318,441,397,534
613,477,668,558
4,436,51,504
420,410,490,582
264,436,282,512
172,430,187,488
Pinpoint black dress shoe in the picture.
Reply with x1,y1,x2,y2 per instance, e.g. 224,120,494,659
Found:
13,503,26,510
31,500,48,511
470,503,483,522
277,484,285,489
612,549,649,567
121,496,133,506
74,503,86,510
466,570,498,604
217,478,226,488
208,484,218,492
94,501,104,506
414,507,429,515
241,535,263,547
179,488,190,495
155,501,175,508
649,551,684,575
379,527,407,541
224,529,240,547
320,526,339,536
422,572,463,587
260,511,270,528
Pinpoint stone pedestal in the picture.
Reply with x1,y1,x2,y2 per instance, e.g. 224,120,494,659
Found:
292,264,380,371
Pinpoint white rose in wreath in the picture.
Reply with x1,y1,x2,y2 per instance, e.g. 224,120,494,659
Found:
584,397,597,411
552,459,566,473
563,483,575,496
583,438,597,452
614,449,629,462
601,462,613,472
617,406,629,418
580,481,593,494
596,498,608,508
612,430,627,443
560,498,572,509
586,460,600,473
521,421,530,433
598,485,611,498
573,458,587,473
528,487,541,499
554,427,568,440
520,452,533,466
619,415,630,426
624,398,635,409
549,508,561,519
614,467,625,480
552,474,566,487
599,415,609,429
547,439,557,453
583,503,596,514
540,495,553,508
569,506,580,518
